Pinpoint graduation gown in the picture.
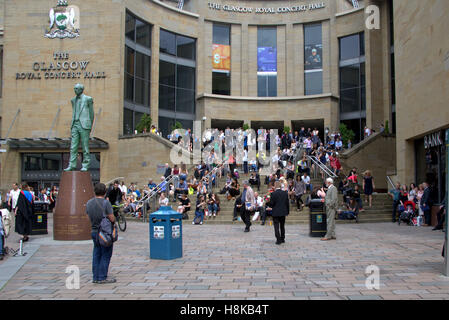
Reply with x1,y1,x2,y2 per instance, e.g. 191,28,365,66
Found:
15,191,33,236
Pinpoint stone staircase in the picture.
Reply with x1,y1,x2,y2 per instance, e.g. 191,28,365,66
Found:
166,173,394,225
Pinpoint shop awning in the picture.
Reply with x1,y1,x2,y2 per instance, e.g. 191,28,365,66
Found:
3,137,109,150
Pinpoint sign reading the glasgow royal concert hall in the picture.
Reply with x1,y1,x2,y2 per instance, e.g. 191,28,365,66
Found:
16,52,106,81
207,1,326,14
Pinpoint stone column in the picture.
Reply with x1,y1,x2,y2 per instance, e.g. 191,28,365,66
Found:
241,23,249,96
231,24,242,96
277,25,287,97
248,25,258,97
293,24,304,96
151,25,160,128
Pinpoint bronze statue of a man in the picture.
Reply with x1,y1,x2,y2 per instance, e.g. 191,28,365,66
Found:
64,83,94,172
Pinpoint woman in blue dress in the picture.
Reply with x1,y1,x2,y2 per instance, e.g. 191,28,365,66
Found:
363,170,375,208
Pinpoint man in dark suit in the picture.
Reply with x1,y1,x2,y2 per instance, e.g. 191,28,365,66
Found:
267,181,290,245
421,182,432,226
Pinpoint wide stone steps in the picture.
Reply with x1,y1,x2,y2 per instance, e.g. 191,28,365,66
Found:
138,174,395,224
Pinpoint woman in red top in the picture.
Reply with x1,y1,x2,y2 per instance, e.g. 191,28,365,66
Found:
329,152,342,175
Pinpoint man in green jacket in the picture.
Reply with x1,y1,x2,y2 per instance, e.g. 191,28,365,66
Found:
322,178,339,241
64,83,94,172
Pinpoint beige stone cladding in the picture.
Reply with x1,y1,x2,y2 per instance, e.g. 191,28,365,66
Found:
340,132,396,190
118,133,193,188
1,0,125,189
0,0,397,189
197,93,339,132
393,0,449,184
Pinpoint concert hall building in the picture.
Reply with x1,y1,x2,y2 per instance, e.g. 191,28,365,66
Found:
0,0,447,197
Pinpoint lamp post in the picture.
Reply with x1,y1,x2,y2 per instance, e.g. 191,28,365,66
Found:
444,129,449,276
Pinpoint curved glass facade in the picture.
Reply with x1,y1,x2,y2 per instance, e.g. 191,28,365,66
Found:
123,11,152,135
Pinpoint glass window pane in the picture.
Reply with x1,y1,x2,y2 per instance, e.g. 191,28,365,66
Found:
125,13,135,41
213,24,230,45
340,88,360,113
360,32,365,56
134,78,143,105
304,24,322,46
134,111,144,131
123,108,134,135
360,62,366,87
125,73,134,101
258,27,277,48
305,71,323,95
160,29,176,55
159,85,175,111
42,154,61,171
90,153,101,170
340,34,360,61
177,65,195,90
177,119,193,131
267,75,277,97
159,61,175,86
342,119,362,143
361,86,366,111
212,72,230,95
340,65,360,90
177,35,196,60
176,88,195,114
136,51,150,80
125,46,135,75
158,116,175,138
135,78,150,106
136,20,151,48
24,154,42,171
258,75,267,97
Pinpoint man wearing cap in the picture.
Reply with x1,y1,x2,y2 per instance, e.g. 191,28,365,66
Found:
322,178,338,241
241,181,256,232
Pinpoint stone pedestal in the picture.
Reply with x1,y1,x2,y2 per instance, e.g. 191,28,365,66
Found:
53,171,94,241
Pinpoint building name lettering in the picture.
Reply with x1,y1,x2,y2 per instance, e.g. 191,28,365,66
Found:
207,2,325,14
424,131,443,149
16,52,106,81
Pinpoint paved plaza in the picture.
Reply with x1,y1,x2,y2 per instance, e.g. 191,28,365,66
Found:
0,216,448,300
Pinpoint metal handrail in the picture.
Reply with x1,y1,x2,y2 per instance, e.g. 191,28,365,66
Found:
201,161,225,193
137,174,174,205
103,177,125,186
386,175,396,190
307,155,338,179
136,174,176,222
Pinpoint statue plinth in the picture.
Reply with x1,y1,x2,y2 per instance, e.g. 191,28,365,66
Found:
53,171,94,241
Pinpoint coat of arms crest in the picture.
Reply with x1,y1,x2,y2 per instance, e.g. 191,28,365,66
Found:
45,0,80,39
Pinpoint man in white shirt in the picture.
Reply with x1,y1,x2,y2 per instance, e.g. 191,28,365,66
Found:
301,173,312,192
254,192,265,224
119,181,127,195
8,183,21,211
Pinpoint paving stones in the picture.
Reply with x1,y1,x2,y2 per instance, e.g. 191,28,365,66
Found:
0,221,448,300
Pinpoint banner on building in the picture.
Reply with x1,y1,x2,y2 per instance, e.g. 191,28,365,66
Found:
212,44,231,71
257,47,277,72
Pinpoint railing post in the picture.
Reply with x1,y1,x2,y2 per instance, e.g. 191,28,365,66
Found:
142,199,147,223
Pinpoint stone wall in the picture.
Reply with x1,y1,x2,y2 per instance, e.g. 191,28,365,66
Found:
118,133,193,187
339,132,396,191
394,0,449,184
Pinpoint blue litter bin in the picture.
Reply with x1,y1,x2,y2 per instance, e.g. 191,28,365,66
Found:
149,206,183,260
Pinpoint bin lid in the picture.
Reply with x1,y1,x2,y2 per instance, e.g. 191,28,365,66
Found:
150,206,182,217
